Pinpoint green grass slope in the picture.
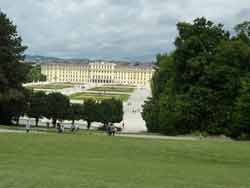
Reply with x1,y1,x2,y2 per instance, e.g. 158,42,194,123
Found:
0,133,249,188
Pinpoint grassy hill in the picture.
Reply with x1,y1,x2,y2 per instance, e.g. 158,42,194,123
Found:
0,133,249,188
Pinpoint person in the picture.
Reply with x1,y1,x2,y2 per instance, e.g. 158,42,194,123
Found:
111,124,117,136
57,123,61,133
122,122,125,129
26,118,31,133
61,124,65,133
46,122,50,128
107,124,112,136
71,123,75,132
75,124,79,131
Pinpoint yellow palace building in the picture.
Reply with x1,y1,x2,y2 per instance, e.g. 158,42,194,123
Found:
41,60,154,86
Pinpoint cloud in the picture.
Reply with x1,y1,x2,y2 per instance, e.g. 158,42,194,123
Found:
0,0,250,61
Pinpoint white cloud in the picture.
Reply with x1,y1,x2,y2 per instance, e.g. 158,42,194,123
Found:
0,0,250,61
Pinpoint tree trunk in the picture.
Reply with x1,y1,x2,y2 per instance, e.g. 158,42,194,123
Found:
52,118,57,128
15,117,20,126
87,121,91,130
35,118,39,127
72,119,75,126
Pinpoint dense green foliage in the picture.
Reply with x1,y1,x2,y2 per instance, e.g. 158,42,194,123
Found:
0,133,250,188
27,91,48,126
25,65,46,83
84,98,124,129
0,11,30,124
26,92,123,129
82,99,98,129
142,18,250,139
97,98,123,127
65,103,84,126
45,92,70,127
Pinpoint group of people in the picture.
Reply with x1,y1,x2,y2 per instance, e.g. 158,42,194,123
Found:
106,124,118,136
56,123,79,133
56,123,64,133
26,119,124,135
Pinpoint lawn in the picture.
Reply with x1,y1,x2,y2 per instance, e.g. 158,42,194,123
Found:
70,92,130,101
0,133,250,188
26,83,75,90
88,86,135,93
103,84,136,88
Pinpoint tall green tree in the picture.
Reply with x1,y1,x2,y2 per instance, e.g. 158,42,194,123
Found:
0,11,29,124
97,98,123,127
66,103,83,126
83,99,97,129
45,93,70,127
143,18,250,138
26,65,46,83
234,21,250,46
27,91,48,126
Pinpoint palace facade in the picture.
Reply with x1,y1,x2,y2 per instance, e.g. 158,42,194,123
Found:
41,61,154,86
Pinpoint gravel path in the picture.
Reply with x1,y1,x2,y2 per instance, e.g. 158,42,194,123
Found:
120,85,151,133
117,134,198,141
0,129,44,134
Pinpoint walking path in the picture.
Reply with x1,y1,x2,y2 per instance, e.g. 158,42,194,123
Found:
0,128,198,141
0,128,44,134
117,134,198,141
120,85,151,133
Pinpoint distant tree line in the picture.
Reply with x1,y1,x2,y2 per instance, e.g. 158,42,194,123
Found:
142,18,250,139
0,11,123,128
27,92,123,129
25,64,46,83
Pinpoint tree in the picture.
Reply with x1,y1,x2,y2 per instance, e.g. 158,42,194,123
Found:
82,99,97,129
0,11,29,124
45,93,70,127
97,98,123,127
3,88,30,125
66,103,83,126
25,64,46,83
143,17,250,138
110,99,123,124
235,21,250,43
231,75,250,139
27,91,48,126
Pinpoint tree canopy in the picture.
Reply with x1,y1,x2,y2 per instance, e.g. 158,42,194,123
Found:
25,64,46,83
0,11,29,124
27,91,48,126
46,92,70,127
143,17,250,139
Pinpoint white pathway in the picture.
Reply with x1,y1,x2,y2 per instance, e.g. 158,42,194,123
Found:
120,86,151,133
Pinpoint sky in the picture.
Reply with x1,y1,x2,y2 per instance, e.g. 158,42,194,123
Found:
1,0,250,62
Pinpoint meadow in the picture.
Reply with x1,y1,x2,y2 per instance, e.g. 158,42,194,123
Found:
26,83,75,90
88,86,135,93
0,133,250,188
70,92,130,101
